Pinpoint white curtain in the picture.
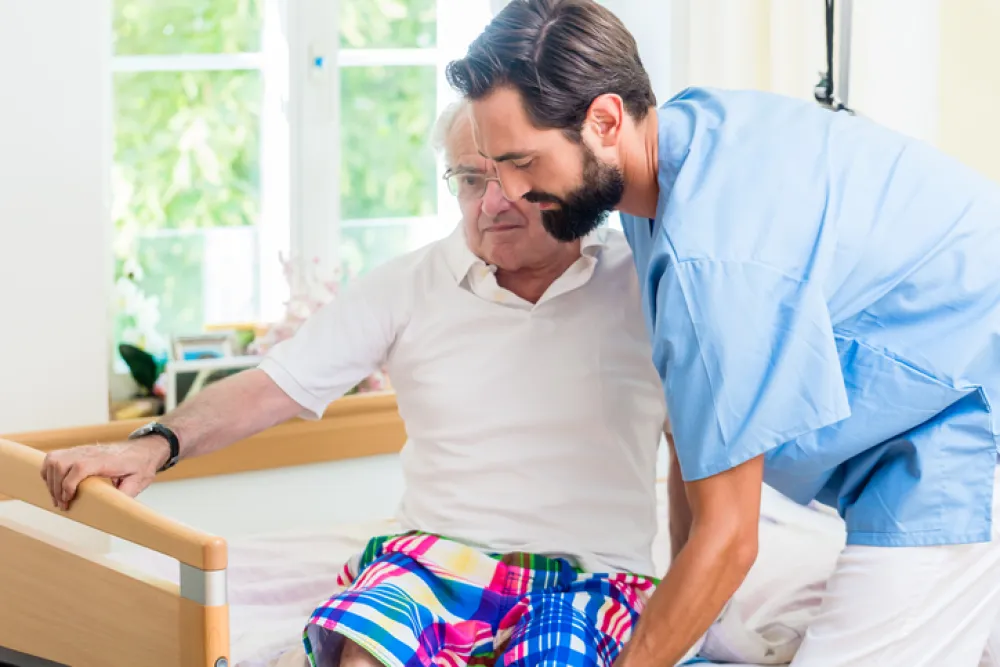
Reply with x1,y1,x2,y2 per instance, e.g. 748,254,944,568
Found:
670,0,942,145
670,0,998,181
670,0,827,104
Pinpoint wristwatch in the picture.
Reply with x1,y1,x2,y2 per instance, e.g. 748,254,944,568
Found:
128,422,180,473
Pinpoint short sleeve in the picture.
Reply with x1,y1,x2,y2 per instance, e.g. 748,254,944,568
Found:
651,258,850,481
257,261,408,419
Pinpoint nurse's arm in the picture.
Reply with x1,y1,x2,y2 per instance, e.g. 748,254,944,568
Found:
616,454,764,667
665,432,693,562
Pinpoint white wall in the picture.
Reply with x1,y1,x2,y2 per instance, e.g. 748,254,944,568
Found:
0,1,111,432
939,1,1000,183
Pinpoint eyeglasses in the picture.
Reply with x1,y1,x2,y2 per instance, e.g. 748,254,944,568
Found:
443,169,505,201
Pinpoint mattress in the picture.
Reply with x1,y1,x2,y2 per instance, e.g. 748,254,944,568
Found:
108,483,847,667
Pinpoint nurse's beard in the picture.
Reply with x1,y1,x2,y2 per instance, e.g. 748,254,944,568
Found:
537,145,625,243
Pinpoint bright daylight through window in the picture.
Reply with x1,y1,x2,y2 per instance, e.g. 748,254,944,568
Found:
110,0,489,381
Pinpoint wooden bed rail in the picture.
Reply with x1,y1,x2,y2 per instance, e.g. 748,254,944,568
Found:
0,438,227,571
2,390,407,484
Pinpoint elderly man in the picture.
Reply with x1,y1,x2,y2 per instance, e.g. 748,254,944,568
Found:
42,101,669,667
445,1,1000,665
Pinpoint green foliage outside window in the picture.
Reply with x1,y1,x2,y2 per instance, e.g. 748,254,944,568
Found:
339,65,438,222
113,0,263,55
112,0,438,349
340,0,435,49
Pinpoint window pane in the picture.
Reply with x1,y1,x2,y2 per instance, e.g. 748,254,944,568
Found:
113,69,262,343
340,66,437,221
113,70,261,232
340,0,436,49
122,229,259,341
114,0,262,56
341,224,418,278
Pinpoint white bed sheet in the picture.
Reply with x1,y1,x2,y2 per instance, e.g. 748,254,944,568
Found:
108,484,847,667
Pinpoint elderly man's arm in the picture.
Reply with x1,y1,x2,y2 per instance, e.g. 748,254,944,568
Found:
42,370,301,509
43,263,403,510
617,455,763,667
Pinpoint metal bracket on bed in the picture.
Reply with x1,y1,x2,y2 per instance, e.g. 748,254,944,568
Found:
179,563,228,606
0,645,69,667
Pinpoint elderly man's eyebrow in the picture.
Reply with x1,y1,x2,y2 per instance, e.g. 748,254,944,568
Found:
449,160,486,174
450,163,486,175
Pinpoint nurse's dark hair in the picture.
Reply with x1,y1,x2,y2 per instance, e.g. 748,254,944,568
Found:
445,0,656,141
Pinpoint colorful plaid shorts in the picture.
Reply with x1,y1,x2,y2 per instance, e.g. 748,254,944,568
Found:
303,533,656,667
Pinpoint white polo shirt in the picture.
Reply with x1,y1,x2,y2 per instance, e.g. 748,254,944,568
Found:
258,224,667,575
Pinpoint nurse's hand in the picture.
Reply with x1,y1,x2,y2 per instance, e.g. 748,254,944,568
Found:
616,455,764,667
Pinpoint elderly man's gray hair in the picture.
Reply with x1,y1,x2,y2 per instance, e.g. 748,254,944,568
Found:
431,99,470,160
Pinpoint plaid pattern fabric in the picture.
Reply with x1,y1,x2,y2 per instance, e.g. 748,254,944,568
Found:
303,533,656,667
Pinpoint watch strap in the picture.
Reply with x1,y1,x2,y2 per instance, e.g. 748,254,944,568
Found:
128,422,180,473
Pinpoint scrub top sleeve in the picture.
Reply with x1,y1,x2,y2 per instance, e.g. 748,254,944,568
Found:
650,257,851,481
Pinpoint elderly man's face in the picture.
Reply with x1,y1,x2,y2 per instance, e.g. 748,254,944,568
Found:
446,110,570,270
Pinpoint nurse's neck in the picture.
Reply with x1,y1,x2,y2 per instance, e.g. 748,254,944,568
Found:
616,106,660,220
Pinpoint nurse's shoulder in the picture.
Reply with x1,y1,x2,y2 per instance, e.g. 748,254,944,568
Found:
653,87,835,271
659,86,832,138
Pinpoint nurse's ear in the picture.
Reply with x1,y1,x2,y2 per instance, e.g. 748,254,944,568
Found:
584,93,625,149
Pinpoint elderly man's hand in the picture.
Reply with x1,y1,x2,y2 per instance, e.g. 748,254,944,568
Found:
41,440,168,510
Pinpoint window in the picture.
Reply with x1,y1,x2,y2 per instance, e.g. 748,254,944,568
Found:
338,0,441,279
111,0,492,359
111,0,269,355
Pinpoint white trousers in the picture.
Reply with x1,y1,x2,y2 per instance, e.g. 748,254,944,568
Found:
701,467,1000,666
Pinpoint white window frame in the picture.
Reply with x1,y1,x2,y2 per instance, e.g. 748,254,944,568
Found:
110,0,492,329
293,0,493,276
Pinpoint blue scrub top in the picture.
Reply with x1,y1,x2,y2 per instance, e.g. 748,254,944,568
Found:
621,87,1000,547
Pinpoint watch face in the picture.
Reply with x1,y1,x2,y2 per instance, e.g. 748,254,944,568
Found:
131,423,157,439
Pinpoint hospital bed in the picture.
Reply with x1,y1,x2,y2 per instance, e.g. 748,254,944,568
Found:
0,392,405,667
0,391,846,667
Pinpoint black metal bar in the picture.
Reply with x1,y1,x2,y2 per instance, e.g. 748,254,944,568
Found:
0,646,68,667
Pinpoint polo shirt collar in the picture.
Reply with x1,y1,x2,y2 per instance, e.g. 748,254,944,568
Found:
443,222,609,285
